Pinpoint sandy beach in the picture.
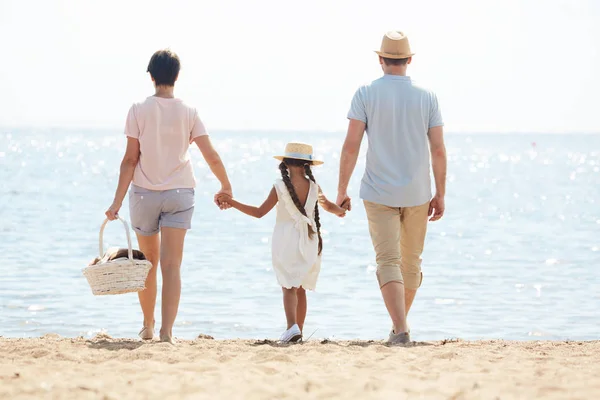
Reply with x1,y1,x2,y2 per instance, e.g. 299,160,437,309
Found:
0,335,598,399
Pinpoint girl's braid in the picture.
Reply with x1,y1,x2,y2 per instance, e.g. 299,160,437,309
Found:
304,164,323,255
279,162,316,240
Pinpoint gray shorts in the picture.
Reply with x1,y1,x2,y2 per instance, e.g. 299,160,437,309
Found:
129,185,195,236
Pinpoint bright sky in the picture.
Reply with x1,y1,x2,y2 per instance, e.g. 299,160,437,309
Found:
0,0,598,133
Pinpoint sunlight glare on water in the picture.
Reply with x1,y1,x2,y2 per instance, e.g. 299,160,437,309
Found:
0,130,598,341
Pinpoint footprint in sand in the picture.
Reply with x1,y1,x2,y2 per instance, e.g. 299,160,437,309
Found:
30,350,50,358
254,365,279,375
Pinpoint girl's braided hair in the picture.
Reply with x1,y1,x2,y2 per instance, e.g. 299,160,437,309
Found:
279,158,323,255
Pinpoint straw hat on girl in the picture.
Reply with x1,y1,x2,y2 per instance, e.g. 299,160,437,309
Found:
375,31,415,59
274,142,324,165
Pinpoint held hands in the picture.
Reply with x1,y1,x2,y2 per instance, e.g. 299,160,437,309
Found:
214,187,233,210
336,192,352,212
215,193,233,210
332,192,351,218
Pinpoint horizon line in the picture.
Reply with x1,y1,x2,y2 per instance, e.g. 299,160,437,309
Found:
1,126,600,136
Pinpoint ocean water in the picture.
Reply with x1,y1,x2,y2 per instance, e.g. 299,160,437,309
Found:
0,130,598,341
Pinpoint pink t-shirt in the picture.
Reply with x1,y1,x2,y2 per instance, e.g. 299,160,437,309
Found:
124,96,208,190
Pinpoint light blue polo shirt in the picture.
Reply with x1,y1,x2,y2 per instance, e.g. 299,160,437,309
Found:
347,74,443,207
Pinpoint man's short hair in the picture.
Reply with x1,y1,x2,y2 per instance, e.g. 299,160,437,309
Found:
381,57,409,66
147,49,181,86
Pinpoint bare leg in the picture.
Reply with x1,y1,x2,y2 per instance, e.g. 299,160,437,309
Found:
282,287,298,329
159,227,187,342
404,288,417,332
405,288,417,316
135,233,160,335
296,287,307,332
381,281,408,334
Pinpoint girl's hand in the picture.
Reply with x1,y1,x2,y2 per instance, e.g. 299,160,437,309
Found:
318,188,348,218
105,201,122,220
333,205,347,218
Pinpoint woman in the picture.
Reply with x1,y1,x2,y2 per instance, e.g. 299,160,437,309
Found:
105,49,231,343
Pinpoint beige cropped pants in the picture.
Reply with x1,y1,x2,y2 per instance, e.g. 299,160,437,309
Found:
364,200,429,290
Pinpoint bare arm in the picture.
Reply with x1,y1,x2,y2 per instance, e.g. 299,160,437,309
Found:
318,186,346,217
194,135,232,199
218,187,278,219
105,137,140,220
337,119,366,209
428,125,447,221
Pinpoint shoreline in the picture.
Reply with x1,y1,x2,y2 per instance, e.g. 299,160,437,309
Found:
1,335,599,399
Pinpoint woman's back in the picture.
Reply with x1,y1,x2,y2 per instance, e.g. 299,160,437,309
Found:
125,96,207,190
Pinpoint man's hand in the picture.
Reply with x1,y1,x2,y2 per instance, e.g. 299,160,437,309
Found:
428,194,445,221
428,126,446,220
105,201,122,221
336,192,352,212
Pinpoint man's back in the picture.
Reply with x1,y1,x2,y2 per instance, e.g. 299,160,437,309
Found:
338,31,447,344
348,75,443,207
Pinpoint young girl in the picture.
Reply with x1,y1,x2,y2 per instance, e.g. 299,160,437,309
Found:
217,143,347,343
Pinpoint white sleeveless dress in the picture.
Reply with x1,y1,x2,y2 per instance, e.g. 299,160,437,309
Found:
272,178,322,290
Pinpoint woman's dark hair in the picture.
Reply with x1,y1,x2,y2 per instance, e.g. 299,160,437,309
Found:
147,49,180,86
279,158,323,255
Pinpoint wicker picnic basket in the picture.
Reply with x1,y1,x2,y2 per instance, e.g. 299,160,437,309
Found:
83,217,152,295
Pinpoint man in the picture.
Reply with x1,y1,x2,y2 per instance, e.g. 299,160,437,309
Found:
337,31,447,344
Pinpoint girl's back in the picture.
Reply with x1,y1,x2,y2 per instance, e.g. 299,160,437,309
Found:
272,176,321,291
273,178,318,225
289,175,311,206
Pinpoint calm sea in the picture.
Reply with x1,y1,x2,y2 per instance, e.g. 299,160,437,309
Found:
0,130,598,341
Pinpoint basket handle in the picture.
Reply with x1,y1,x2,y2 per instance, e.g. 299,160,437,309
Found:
99,216,133,260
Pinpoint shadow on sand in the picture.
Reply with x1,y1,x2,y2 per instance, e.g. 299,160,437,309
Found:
251,338,436,348
86,338,146,351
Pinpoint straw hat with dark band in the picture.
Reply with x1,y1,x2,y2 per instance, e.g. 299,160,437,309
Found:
375,31,415,59
274,142,324,165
